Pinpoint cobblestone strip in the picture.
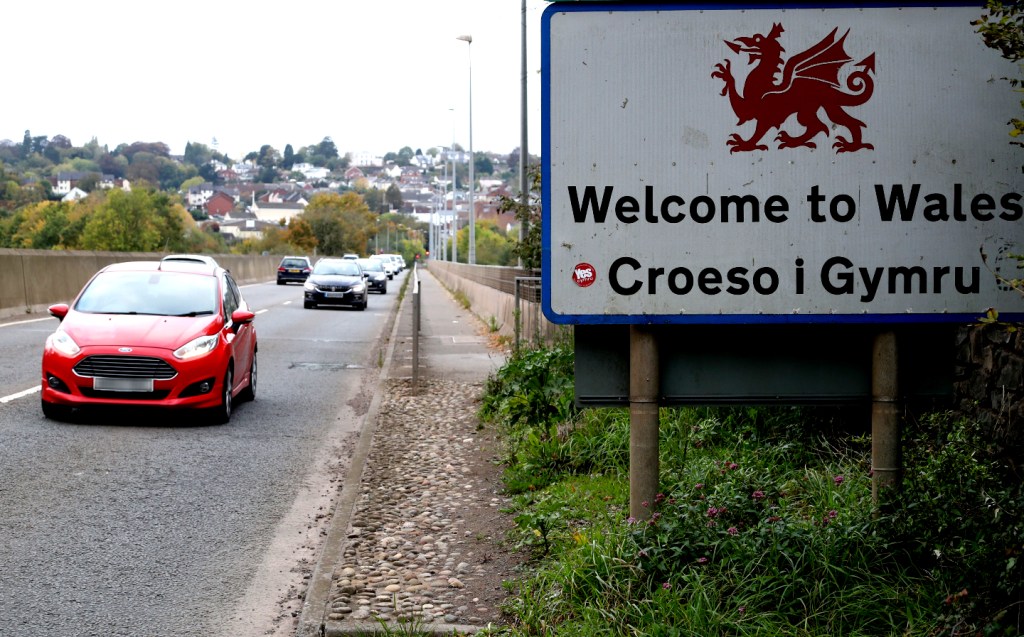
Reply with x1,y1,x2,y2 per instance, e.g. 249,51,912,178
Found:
325,377,507,628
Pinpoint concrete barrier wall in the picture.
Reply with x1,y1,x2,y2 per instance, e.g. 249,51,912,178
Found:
426,260,567,346
0,249,280,320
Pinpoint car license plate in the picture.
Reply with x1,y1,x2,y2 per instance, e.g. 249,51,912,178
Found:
324,292,346,298
288,268,300,272
93,377,154,392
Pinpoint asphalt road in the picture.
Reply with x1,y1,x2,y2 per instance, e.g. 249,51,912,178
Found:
0,272,404,637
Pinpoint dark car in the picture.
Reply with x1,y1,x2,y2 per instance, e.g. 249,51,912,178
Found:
40,258,257,424
356,258,388,294
277,256,312,285
303,258,368,310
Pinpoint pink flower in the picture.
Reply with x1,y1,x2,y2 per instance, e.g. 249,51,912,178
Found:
834,475,844,485
739,606,746,615
728,462,739,470
752,490,766,500
706,506,719,517
728,526,739,535
828,510,838,519
697,557,709,564
694,483,704,490
662,582,672,590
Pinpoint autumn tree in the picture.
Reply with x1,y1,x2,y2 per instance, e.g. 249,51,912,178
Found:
285,217,318,253
300,192,376,256
79,188,193,252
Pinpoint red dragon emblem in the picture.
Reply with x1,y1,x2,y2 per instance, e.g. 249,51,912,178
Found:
712,24,876,153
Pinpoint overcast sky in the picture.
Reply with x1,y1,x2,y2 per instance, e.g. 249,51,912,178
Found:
3,0,548,160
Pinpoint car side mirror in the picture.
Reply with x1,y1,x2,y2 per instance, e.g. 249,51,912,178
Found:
48,303,70,322
230,309,255,332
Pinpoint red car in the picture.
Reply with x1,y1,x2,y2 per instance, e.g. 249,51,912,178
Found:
40,257,257,424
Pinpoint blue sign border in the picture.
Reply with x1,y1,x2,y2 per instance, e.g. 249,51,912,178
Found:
540,1,1020,326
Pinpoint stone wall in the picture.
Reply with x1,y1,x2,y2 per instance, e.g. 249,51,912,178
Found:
425,260,568,347
0,249,280,320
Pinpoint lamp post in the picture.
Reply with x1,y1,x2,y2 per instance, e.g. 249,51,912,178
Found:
519,0,529,267
456,34,475,264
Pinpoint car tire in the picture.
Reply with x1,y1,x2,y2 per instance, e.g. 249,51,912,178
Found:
208,368,233,425
277,280,284,285
238,352,257,403
41,398,71,421
304,301,314,309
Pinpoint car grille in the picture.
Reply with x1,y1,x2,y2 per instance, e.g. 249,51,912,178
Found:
74,355,177,380
319,285,350,292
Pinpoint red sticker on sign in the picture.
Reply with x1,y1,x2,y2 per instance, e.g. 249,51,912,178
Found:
572,263,596,288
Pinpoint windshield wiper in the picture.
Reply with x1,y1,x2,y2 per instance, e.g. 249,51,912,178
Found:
172,310,215,317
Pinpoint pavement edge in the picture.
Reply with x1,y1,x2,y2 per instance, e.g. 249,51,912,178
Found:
296,275,410,637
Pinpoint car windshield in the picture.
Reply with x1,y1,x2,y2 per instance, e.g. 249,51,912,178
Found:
314,261,361,277
357,259,383,272
74,271,219,316
282,258,307,268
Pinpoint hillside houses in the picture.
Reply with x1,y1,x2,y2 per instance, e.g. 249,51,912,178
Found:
51,171,130,195
182,148,522,248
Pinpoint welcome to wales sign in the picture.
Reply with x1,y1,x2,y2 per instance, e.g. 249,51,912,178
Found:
541,2,1024,325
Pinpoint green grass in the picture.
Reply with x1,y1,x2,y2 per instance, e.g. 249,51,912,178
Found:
480,342,1023,637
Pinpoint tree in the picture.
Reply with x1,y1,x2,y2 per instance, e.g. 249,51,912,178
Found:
455,218,514,265
316,137,339,160
385,183,403,211
975,1,1024,145
474,154,493,176
183,142,213,168
285,217,318,253
301,192,376,256
498,164,541,269
79,188,192,252
283,144,295,170
257,145,281,169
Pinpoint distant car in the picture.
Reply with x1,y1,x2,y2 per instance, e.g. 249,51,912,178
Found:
40,258,258,424
304,258,368,310
370,255,395,279
342,253,359,260
277,256,312,285
381,254,403,273
356,258,388,294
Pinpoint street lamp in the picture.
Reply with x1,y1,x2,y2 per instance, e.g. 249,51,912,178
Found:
456,34,475,264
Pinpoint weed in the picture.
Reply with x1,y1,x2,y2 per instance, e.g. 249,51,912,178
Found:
481,341,1023,636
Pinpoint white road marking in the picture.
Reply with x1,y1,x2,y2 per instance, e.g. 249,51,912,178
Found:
1,386,40,404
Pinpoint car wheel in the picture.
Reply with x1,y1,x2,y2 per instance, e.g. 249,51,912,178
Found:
358,298,367,311
41,398,71,421
380,285,387,294
277,279,284,285
208,368,233,424
304,301,314,309
238,352,257,403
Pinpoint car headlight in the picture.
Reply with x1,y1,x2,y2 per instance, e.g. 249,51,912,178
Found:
352,283,366,293
304,280,315,291
48,328,80,357
174,334,220,360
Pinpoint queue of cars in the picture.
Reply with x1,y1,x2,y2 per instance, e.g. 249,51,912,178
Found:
39,252,406,425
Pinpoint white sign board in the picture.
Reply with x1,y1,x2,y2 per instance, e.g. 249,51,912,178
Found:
542,3,1023,325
